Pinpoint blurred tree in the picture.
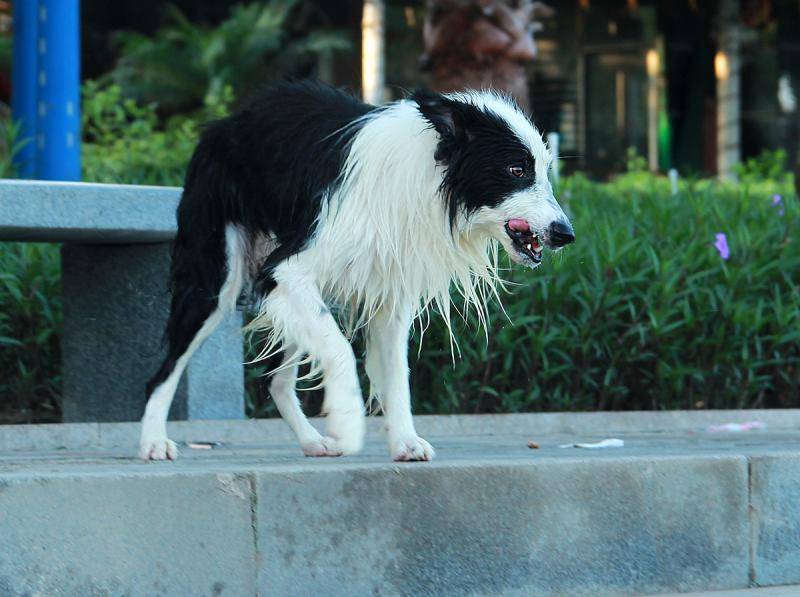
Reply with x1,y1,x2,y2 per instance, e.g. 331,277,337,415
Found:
108,0,350,115
421,0,552,109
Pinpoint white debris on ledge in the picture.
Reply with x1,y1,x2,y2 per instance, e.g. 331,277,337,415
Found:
558,438,625,449
706,421,767,433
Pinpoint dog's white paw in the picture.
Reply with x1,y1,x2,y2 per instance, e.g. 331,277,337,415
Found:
390,435,435,462
324,409,365,455
301,436,344,457
139,437,179,461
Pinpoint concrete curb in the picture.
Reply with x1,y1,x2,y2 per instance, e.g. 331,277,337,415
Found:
2,416,800,595
2,409,799,451
1,449,797,595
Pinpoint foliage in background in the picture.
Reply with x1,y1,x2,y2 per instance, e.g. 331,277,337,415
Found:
108,0,350,115
0,243,62,423
735,149,791,186
81,80,231,186
403,170,799,413
0,119,27,179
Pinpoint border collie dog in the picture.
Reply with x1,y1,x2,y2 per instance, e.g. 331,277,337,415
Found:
139,80,574,462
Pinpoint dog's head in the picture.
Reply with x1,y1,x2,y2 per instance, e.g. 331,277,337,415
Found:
413,88,574,268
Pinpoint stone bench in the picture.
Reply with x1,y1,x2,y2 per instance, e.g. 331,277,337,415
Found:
0,179,244,422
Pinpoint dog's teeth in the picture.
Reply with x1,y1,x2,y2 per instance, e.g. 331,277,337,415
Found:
526,243,532,251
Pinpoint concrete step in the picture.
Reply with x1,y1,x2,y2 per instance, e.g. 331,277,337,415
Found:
1,411,799,596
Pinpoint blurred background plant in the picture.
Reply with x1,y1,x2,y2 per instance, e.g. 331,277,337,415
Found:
735,149,792,186
408,167,799,414
81,80,232,186
0,242,62,423
106,0,350,116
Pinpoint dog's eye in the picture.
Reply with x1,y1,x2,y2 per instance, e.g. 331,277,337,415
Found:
508,165,525,178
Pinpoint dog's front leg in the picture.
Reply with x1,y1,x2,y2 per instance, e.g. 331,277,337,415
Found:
258,267,365,456
366,306,435,461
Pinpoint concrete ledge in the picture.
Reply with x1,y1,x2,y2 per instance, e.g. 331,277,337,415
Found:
2,409,799,452
2,413,800,595
751,454,800,586
256,456,748,596
0,179,180,243
0,472,256,596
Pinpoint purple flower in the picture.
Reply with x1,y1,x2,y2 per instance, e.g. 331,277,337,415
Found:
714,233,730,260
771,194,785,216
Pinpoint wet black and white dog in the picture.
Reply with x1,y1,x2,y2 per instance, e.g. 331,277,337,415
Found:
139,80,574,462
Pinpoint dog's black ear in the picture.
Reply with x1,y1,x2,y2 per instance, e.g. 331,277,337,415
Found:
412,88,460,140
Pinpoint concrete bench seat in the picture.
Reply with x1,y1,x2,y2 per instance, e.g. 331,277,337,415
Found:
0,179,178,243
0,179,244,422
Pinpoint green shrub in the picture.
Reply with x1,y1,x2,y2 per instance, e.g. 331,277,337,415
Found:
403,173,799,413
0,119,29,179
81,81,224,186
0,243,62,423
735,149,790,185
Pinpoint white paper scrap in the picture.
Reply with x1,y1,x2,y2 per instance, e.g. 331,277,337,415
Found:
559,438,625,449
706,421,766,433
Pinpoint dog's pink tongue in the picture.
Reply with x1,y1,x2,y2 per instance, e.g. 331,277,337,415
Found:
507,219,530,232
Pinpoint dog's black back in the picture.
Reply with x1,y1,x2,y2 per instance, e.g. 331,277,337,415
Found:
149,82,372,398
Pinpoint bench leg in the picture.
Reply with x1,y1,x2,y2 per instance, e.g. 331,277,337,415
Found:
60,243,245,422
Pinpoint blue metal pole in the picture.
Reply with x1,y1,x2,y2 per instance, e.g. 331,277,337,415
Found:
37,0,81,181
11,0,39,178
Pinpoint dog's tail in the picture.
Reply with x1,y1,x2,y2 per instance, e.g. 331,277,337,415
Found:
144,128,238,400
165,126,238,341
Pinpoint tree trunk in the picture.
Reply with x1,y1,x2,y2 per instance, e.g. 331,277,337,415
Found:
421,0,552,110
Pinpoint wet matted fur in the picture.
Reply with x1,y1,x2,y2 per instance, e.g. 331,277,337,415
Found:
139,80,574,462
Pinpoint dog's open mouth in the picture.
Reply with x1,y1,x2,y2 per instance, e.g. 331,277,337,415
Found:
505,219,542,264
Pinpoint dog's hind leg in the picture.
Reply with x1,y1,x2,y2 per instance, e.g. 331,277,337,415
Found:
366,305,434,461
256,263,365,456
139,224,246,460
269,344,343,456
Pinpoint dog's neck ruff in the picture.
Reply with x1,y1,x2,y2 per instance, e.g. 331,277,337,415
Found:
249,99,503,347
316,100,503,333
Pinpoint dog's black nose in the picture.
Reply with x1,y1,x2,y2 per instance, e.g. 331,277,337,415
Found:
548,220,575,247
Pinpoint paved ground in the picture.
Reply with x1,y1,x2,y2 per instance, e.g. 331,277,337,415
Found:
4,408,800,452
2,413,799,477
1,425,800,475
1,411,799,596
